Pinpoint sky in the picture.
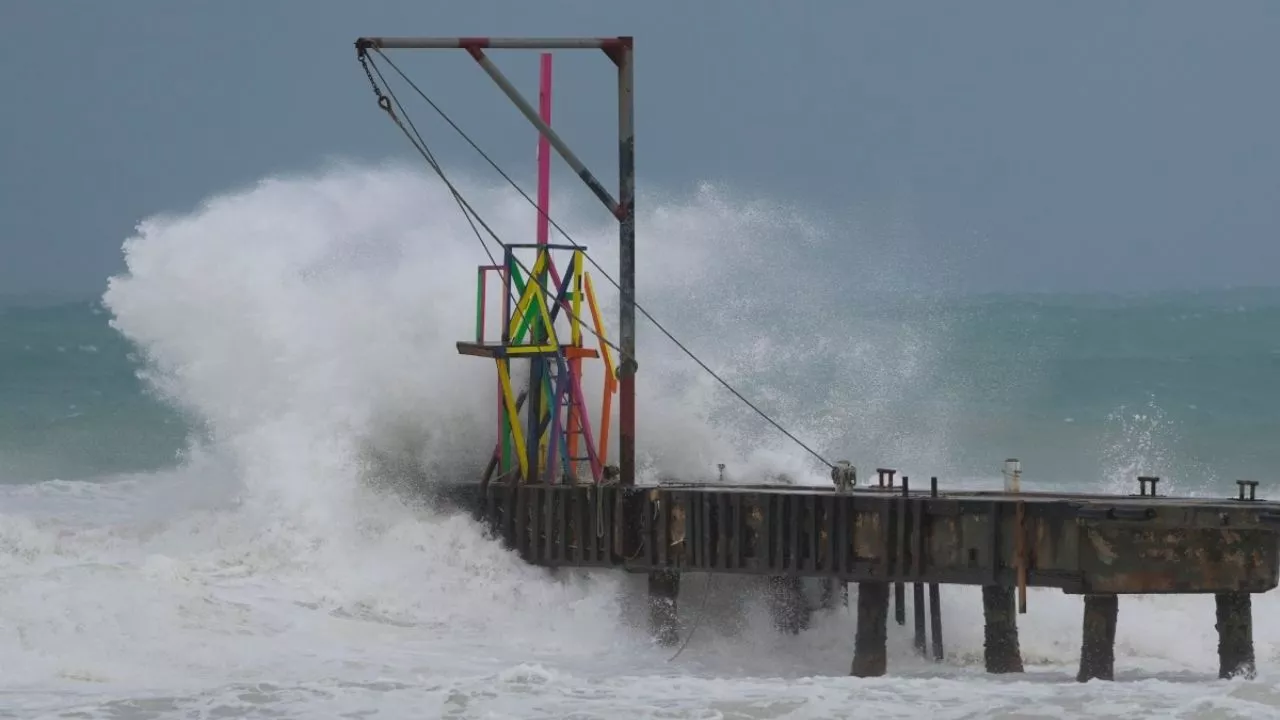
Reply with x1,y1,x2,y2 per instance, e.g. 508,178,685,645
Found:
2,1,1278,296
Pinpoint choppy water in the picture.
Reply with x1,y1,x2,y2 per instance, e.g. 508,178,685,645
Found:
3,165,1280,718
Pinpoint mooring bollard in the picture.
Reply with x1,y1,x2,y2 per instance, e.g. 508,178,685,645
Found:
1138,475,1160,497
1077,594,1119,682
1237,479,1259,502
851,582,890,677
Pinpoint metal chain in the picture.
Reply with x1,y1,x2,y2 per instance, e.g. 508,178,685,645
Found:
357,46,392,114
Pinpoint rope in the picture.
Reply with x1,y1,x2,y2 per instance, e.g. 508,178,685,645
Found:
361,48,835,471
668,574,715,662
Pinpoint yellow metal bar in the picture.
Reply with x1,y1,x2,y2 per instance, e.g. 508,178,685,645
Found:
567,251,585,475
509,250,550,339
505,344,561,355
496,359,529,481
571,250,584,346
584,272,615,381
583,271,617,465
533,269,559,346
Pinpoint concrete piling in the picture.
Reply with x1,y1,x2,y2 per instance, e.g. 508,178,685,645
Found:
648,570,681,646
1215,591,1256,679
982,586,1024,673
1077,594,1119,682
851,581,890,677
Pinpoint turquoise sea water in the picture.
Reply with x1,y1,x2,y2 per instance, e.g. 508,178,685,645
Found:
2,286,1277,491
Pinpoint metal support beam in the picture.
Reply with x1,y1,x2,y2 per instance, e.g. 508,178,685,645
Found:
616,40,637,487
465,48,622,217
358,37,627,50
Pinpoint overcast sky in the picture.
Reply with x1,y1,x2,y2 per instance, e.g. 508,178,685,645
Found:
3,1,1278,296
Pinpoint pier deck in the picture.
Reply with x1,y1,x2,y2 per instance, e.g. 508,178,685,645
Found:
438,476,1279,681
466,479,1280,595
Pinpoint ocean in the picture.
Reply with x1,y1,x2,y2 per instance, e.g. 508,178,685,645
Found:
3,164,1280,718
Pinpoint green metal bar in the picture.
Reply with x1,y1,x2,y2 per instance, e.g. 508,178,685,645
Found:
509,262,533,343
475,268,485,342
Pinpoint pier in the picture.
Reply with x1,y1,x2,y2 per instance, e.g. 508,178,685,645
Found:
354,35,1280,682
438,474,1280,681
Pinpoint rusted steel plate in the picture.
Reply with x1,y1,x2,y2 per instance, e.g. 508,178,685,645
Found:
1079,526,1280,594
472,483,1280,591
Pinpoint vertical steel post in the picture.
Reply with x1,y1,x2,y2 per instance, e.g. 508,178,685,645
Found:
526,53,555,485
532,53,554,484
537,54,552,248
617,38,636,486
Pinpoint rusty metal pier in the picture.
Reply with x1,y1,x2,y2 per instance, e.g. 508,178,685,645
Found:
352,35,1280,683
438,473,1280,682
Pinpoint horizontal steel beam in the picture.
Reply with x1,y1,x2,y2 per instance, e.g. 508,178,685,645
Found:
357,37,629,50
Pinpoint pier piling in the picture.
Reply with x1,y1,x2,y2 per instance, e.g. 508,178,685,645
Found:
929,582,944,661
820,578,848,610
913,583,927,655
648,570,681,646
767,575,811,634
1216,591,1256,679
851,582,890,677
1077,594,1119,682
982,586,1024,673
927,477,944,662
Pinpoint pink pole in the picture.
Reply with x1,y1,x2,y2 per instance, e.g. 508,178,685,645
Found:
537,53,552,246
